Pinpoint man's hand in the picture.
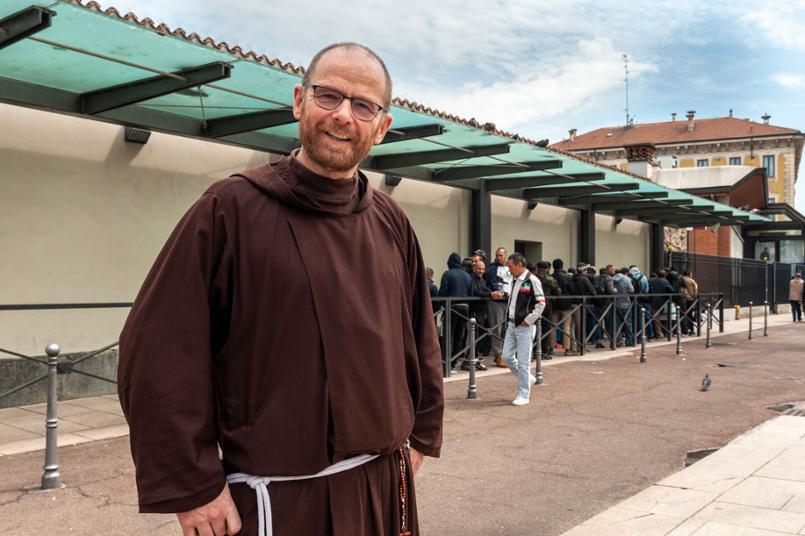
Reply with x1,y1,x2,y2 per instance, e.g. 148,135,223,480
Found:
176,483,242,536
409,447,424,475
491,291,503,299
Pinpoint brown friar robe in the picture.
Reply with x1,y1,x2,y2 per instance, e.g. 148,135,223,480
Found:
118,152,444,535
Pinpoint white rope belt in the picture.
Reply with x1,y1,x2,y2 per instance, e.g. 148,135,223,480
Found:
227,454,379,536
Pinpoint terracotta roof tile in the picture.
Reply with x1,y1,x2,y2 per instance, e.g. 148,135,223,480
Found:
551,117,802,151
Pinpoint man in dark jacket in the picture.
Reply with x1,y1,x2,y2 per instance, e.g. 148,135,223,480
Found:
649,269,674,338
552,258,576,354
535,261,561,359
465,260,503,371
572,264,597,355
439,252,473,371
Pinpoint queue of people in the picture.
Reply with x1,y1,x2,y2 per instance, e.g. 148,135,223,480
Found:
427,248,703,373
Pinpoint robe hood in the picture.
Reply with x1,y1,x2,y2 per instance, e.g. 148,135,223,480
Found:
236,150,373,215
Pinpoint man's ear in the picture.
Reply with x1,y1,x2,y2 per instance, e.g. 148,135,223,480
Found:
293,84,304,120
374,113,393,145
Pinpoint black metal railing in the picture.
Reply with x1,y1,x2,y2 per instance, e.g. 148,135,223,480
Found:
667,251,798,309
432,292,724,378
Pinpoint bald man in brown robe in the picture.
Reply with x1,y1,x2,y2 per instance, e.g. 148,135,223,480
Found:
118,42,444,536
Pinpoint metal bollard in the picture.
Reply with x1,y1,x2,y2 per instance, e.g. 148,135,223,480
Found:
675,306,684,356
763,300,768,337
467,318,478,399
534,319,543,385
748,301,753,340
41,344,60,490
705,304,713,349
639,307,647,363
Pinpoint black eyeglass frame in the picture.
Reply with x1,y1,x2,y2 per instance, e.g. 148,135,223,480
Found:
301,82,387,121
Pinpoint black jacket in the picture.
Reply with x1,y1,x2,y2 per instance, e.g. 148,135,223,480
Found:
553,270,576,311
649,276,674,310
469,273,492,319
438,252,473,298
573,273,597,301
506,273,546,327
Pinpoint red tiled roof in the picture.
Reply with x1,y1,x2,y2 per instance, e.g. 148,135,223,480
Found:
551,117,802,151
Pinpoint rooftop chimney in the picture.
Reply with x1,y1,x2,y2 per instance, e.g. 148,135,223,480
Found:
686,110,696,132
729,108,733,117
569,128,577,141
624,143,658,179
671,112,676,122
761,113,771,125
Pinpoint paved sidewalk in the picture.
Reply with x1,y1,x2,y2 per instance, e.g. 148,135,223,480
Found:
561,415,805,535
0,310,796,455
0,394,127,456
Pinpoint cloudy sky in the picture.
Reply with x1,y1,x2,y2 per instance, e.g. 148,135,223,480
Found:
107,0,805,211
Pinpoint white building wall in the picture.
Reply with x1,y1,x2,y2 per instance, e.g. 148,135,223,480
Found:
490,197,578,266
595,215,651,271
0,104,471,355
363,171,470,275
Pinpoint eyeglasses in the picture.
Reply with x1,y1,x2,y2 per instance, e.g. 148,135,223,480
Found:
302,83,386,122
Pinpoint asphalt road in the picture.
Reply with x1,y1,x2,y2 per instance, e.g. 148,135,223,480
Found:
0,322,803,535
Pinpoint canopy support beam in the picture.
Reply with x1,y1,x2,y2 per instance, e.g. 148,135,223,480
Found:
369,143,511,170
435,159,563,181
205,108,296,138
81,62,232,114
0,6,54,51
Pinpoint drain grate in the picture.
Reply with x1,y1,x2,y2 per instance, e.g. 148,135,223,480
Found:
768,401,805,417
685,448,719,467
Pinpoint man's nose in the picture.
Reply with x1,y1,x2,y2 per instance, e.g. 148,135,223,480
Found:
330,98,353,123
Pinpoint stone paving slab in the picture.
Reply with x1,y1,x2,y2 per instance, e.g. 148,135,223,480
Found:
561,416,805,535
0,395,127,457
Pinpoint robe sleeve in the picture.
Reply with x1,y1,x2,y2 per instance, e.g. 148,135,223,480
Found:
404,223,444,458
118,189,232,513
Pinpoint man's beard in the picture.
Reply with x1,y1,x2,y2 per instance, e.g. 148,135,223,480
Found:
298,117,376,173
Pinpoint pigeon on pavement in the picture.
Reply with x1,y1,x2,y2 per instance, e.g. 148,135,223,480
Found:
700,374,712,391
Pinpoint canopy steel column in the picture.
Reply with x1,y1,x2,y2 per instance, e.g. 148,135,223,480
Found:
471,180,492,255
650,223,665,271
579,207,595,265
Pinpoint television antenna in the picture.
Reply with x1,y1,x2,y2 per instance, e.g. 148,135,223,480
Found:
623,54,631,126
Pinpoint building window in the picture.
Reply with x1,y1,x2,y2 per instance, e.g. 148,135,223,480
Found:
729,156,741,165
762,155,775,177
696,159,709,167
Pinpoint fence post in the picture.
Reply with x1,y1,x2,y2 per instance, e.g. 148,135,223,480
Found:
696,298,702,337
534,318,543,385
41,343,61,490
639,307,647,363
719,296,725,333
763,300,768,337
748,301,753,340
444,300,452,376
705,303,712,349
611,296,617,350
675,306,684,356
467,318,478,399
666,299,672,341
581,298,587,357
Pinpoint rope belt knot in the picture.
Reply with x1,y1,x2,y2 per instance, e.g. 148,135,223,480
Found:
227,454,379,536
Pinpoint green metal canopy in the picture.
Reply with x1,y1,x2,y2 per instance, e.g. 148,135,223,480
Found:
0,0,769,230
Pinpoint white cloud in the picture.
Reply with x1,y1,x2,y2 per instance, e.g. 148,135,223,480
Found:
395,38,656,138
773,73,805,89
739,1,805,50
